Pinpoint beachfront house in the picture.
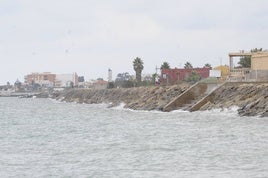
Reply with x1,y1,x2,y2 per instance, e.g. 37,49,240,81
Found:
160,67,210,85
229,51,268,81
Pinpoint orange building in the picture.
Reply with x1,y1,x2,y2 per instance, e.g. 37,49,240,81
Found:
213,65,229,78
24,72,56,86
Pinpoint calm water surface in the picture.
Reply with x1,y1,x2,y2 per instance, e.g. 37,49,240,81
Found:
1,97,268,177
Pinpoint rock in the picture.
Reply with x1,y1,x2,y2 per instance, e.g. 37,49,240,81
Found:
53,82,268,117
199,83,268,117
262,111,268,117
55,84,189,111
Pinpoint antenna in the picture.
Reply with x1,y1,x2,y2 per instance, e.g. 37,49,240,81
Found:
155,65,160,75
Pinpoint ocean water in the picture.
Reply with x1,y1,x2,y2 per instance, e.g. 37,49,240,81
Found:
1,97,268,178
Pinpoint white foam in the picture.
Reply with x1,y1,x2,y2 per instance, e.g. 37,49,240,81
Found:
197,106,240,117
171,109,190,113
111,102,126,110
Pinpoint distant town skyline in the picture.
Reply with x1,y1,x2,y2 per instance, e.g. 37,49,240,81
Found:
1,0,268,85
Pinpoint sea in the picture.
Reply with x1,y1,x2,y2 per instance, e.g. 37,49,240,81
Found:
1,97,268,178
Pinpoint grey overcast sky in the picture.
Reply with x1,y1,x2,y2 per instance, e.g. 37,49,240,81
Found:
1,0,268,84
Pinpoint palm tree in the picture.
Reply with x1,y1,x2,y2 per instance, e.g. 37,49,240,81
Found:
160,62,170,70
204,63,212,69
184,62,193,69
133,57,144,84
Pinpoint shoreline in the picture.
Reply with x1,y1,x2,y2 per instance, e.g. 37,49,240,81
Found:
2,82,267,117
51,82,268,117
52,83,190,111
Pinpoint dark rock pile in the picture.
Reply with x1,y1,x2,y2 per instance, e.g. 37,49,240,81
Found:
52,82,268,117
53,84,190,111
199,83,268,117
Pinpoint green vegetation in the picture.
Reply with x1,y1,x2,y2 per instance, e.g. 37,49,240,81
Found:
109,80,135,88
238,56,251,68
204,63,212,69
151,73,158,84
238,48,262,68
184,62,193,69
160,62,170,70
107,82,115,89
186,71,201,83
133,57,144,85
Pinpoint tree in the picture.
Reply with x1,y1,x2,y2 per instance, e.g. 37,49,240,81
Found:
204,63,212,69
152,73,160,85
160,62,170,70
107,82,115,89
114,80,134,88
184,62,193,69
133,57,144,84
114,72,134,88
186,71,201,83
70,81,74,88
238,48,263,68
14,79,22,92
78,76,85,82
251,48,262,52
14,79,22,87
238,56,251,68
115,72,131,81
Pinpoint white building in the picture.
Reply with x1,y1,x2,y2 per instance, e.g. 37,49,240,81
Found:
55,73,78,87
108,68,112,82
209,70,221,78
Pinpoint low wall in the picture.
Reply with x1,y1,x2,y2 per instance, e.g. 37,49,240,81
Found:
190,82,268,117
163,82,218,111
190,82,227,112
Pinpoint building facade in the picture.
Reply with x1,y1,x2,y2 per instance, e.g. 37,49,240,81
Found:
229,51,268,81
161,68,210,84
55,73,78,87
24,72,78,87
213,65,229,80
24,72,56,87
251,52,268,70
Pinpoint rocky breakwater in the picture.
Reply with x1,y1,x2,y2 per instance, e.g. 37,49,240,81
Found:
199,83,268,117
53,84,190,111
